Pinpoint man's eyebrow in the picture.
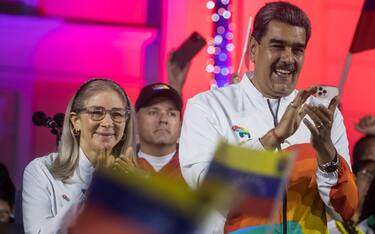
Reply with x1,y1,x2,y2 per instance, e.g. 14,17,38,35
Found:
269,39,286,44
269,38,306,48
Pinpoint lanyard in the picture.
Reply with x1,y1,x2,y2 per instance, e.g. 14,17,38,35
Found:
267,98,287,234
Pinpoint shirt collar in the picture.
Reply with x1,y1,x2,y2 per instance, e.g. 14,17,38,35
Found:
72,148,95,187
138,150,176,172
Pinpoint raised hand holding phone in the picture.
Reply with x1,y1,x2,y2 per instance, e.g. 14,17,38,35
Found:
168,50,191,94
170,31,206,69
168,32,206,94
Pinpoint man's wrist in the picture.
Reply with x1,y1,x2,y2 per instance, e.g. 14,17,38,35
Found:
318,152,339,173
271,128,285,144
259,128,284,149
317,142,337,163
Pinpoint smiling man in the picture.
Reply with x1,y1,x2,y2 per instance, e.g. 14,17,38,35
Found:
135,83,186,184
179,1,358,233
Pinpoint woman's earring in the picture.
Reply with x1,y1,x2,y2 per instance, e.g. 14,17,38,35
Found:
73,128,81,137
120,133,126,141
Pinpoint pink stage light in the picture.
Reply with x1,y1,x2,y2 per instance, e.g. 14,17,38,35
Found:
40,0,149,25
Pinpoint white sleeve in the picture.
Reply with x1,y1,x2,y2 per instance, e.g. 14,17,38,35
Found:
179,99,222,189
194,210,226,234
22,161,80,234
330,108,350,165
315,108,351,220
315,169,341,220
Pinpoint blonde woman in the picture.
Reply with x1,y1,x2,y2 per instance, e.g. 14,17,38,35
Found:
22,79,136,234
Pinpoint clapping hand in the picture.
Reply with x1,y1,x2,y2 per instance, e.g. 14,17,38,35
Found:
275,86,317,140
112,147,141,176
303,96,339,164
261,87,317,149
95,147,115,170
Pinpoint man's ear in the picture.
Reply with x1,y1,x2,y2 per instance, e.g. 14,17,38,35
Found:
249,36,258,63
70,112,81,131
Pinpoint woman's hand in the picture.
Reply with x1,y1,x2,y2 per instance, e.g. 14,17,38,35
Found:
95,148,115,170
112,147,139,175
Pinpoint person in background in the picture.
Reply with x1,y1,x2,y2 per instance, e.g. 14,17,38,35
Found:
167,50,190,95
352,135,375,232
329,121,375,233
22,78,136,234
179,1,358,233
130,49,191,184
356,115,375,136
0,162,15,223
135,83,186,185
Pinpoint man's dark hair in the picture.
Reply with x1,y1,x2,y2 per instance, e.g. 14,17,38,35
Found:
352,135,375,173
251,1,311,43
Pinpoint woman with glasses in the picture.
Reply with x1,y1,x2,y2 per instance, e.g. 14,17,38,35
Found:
22,78,136,234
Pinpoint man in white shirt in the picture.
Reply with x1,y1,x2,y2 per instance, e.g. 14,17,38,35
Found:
179,1,358,233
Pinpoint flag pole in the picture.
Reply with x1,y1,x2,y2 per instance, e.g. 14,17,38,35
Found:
338,52,353,94
237,16,253,75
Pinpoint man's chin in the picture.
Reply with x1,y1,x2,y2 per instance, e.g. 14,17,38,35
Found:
273,84,295,97
152,139,176,146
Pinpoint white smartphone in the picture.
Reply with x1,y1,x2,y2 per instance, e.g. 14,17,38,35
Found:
312,85,339,107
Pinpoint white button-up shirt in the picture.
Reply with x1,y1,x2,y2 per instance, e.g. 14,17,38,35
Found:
22,149,95,234
179,74,350,233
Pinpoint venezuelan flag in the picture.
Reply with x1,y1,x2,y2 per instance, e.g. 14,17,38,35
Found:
350,0,375,53
202,142,295,225
70,168,210,234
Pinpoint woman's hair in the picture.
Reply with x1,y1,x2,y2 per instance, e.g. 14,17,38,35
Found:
0,162,15,210
49,78,136,182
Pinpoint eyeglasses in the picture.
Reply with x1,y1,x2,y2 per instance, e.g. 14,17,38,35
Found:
77,106,130,123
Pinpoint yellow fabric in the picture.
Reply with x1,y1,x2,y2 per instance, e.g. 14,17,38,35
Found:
335,221,365,234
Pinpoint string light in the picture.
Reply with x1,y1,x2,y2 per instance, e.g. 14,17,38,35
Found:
211,13,220,22
217,26,225,34
206,0,233,87
206,1,215,9
206,64,215,73
207,45,216,54
226,43,234,52
222,10,231,19
221,0,230,5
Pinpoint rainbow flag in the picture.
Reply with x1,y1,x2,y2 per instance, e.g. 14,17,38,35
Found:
201,142,295,230
350,0,375,53
70,168,209,234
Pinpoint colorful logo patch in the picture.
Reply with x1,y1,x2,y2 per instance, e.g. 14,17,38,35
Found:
232,125,251,139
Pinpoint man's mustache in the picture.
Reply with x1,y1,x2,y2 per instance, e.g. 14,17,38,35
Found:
272,62,296,71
